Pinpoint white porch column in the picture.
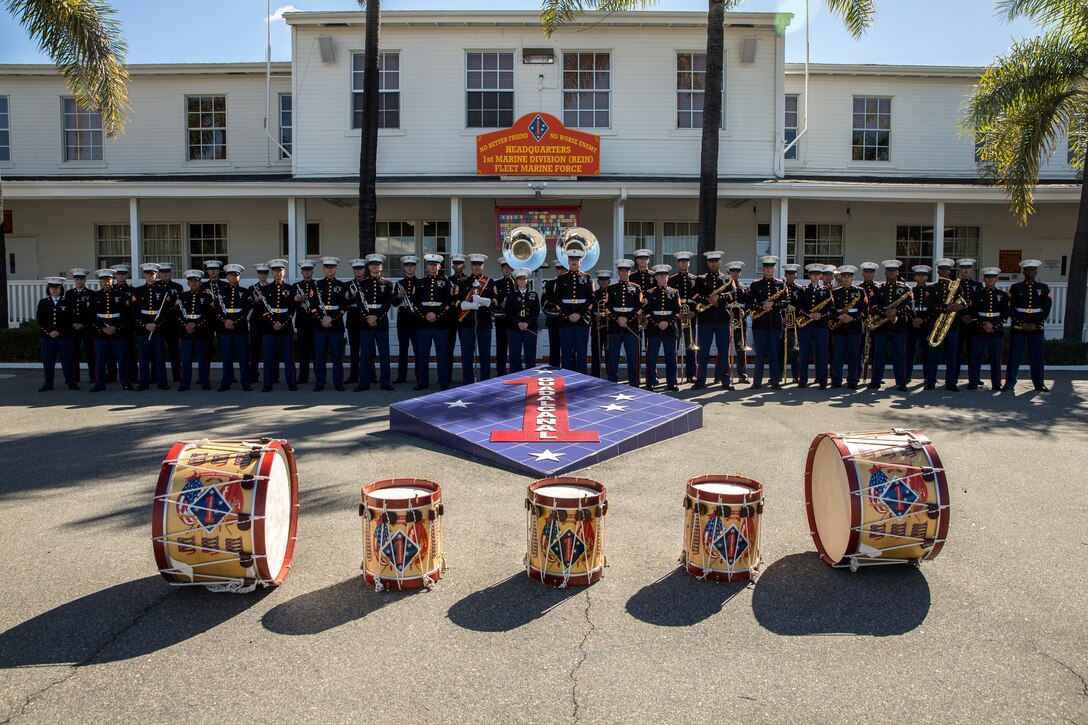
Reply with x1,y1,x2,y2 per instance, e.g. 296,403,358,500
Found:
294,198,307,263
450,196,463,260
286,197,298,278
129,198,141,269
933,201,946,262
613,187,627,269
770,197,789,263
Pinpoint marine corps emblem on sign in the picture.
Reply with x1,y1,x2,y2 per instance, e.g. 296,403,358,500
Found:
528,113,549,142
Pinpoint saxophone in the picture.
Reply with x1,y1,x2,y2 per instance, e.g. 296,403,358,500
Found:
795,292,834,329
866,288,914,331
927,278,962,348
694,278,734,313
750,285,788,320
827,294,861,331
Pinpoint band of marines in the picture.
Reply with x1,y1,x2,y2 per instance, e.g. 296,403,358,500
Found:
33,235,1053,395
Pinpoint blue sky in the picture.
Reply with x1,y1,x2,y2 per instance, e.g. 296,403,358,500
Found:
0,0,1040,67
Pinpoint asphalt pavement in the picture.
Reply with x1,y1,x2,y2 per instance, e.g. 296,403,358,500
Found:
0,369,1086,724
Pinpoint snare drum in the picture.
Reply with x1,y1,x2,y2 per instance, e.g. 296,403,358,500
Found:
360,479,444,591
805,429,951,569
152,439,299,591
525,477,608,587
682,475,764,582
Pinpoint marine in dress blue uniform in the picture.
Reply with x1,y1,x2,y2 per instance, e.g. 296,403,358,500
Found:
293,260,319,384
344,258,368,385
456,254,497,384
904,265,937,388
747,256,789,389
1004,259,1052,392
726,261,751,383
604,260,643,386
505,267,540,372
354,254,396,391
157,263,184,383
797,264,833,388
644,265,681,390
554,250,595,373
929,258,964,390
867,260,914,391
953,258,985,389
248,263,272,384
310,256,348,391
176,270,214,391
412,254,457,390
64,268,95,383
259,259,299,391
782,263,803,383
829,266,866,389
691,252,734,390
393,256,421,385
966,267,1010,390
88,268,133,392
217,264,253,391
492,259,517,376
109,263,136,383
629,249,655,294
669,251,699,383
201,260,230,371
37,277,77,391
541,263,566,368
591,269,612,378
446,254,468,380
132,263,173,390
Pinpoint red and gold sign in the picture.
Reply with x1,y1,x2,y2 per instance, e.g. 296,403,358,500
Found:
476,113,600,176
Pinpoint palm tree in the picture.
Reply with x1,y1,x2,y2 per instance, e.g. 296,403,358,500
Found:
357,0,380,259
1,0,128,329
540,0,875,271
966,0,1088,341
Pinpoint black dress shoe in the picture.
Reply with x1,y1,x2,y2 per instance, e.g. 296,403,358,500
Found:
738,376,750,383
68,384,80,391
178,385,189,392
413,384,428,391
288,385,299,391
867,383,881,389
439,384,450,390
158,383,170,390
1000,383,1013,391
201,384,211,391
137,384,149,391
751,383,763,389
722,383,735,391
666,385,680,391
644,384,655,391
1035,385,1050,392
122,385,134,390
217,385,230,392
38,385,53,392
344,376,358,385
242,385,252,391
770,383,782,390
334,384,345,391
965,384,978,390
923,383,935,390
90,386,104,393
896,385,908,391
354,385,369,392
945,384,959,392
818,383,827,390
392,377,407,384
830,382,843,389
690,383,706,390
262,386,273,392
797,382,809,388
313,385,325,392
381,385,394,391
848,383,860,390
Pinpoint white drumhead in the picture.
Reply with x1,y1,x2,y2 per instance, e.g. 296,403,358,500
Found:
811,436,852,563
694,481,755,496
262,449,292,578
537,484,599,499
368,485,434,499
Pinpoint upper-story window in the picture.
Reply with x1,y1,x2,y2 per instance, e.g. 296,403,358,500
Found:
563,52,610,129
186,95,226,160
0,97,10,162
352,51,400,129
279,94,292,158
62,98,104,161
784,94,799,160
851,96,891,161
466,52,514,128
677,52,724,130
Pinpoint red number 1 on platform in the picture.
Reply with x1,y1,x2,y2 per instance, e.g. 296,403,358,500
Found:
489,377,600,443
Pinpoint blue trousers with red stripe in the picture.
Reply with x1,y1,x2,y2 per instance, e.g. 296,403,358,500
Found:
871,331,909,386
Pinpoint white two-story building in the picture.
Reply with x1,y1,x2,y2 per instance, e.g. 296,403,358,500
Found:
1,9,1083,335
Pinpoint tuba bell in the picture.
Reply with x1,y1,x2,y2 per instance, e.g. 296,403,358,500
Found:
501,226,548,273
555,227,600,272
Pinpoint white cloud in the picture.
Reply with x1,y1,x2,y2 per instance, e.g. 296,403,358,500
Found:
267,4,300,23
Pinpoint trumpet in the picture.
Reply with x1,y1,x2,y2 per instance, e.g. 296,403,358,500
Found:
750,285,788,320
729,301,751,352
866,289,914,331
828,294,861,331
927,278,963,348
795,293,834,329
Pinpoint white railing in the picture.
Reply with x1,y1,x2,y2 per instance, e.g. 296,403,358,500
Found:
6,279,1087,341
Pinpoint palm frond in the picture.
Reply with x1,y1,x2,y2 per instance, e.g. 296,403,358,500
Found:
6,0,129,136
821,0,876,39
540,0,663,38
997,0,1088,34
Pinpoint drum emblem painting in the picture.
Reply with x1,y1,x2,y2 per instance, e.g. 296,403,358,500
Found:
704,518,749,566
866,465,927,518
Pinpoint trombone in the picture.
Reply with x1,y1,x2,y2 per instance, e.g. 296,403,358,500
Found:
783,302,800,357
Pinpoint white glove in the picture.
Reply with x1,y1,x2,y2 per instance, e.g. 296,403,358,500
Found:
477,297,493,308
460,300,477,311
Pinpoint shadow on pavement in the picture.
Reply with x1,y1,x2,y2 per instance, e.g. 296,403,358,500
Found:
625,567,747,627
261,575,417,635
446,573,580,632
751,553,930,636
0,576,268,667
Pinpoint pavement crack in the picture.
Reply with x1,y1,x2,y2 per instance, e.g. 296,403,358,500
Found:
1035,646,1088,701
569,589,595,724
3,589,173,724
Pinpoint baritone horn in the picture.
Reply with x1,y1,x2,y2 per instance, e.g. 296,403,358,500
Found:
502,226,548,273
555,227,600,272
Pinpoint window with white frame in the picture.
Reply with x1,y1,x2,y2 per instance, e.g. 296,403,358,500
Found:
895,225,934,272
186,96,226,160
62,98,103,161
944,226,981,261
352,52,400,129
280,222,321,258
466,52,514,128
143,224,185,270
422,220,450,257
802,224,844,267
662,221,698,260
189,223,228,268
784,95,799,160
96,224,131,269
0,96,9,161
676,52,724,130
563,52,610,129
851,97,891,161
377,221,417,274
279,94,292,158
757,223,798,265
623,221,656,260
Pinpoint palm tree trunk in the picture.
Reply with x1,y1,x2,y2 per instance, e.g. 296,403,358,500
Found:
696,0,725,273
0,182,7,329
1065,167,1088,341
357,0,381,259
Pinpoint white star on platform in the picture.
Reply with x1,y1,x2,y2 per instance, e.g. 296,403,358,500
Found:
610,393,636,401
600,403,627,412
444,399,469,408
529,449,565,462
534,368,556,376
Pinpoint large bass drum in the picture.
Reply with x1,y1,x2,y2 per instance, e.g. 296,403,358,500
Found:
805,429,950,570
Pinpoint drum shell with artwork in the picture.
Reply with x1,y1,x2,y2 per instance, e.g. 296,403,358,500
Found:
805,429,950,568
360,478,444,590
682,475,764,583
152,439,299,589
525,477,608,587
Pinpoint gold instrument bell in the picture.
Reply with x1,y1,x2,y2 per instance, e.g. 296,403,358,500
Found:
555,227,600,272
502,226,548,272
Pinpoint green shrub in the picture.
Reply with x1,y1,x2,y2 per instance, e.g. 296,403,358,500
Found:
0,321,44,362
1043,339,1088,365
